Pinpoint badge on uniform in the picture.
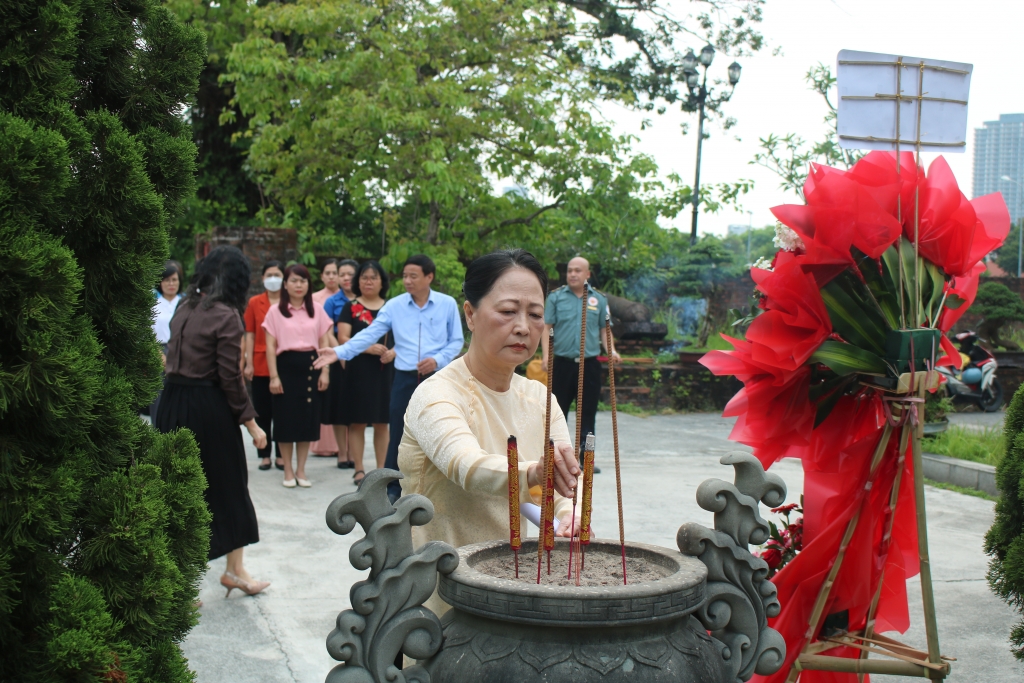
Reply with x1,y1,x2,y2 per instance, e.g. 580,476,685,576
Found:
588,296,598,308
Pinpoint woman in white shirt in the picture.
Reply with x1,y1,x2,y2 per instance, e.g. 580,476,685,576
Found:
395,249,582,615
149,260,183,417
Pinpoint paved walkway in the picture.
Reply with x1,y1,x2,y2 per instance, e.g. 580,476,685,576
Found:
181,412,1022,682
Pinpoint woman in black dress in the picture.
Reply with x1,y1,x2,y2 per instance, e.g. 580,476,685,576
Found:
156,246,271,597
337,260,395,485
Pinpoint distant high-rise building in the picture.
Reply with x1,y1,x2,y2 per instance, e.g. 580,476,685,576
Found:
973,113,1024,225
727,224,750,236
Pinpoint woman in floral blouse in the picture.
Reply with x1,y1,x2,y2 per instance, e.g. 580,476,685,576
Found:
336,260,394,485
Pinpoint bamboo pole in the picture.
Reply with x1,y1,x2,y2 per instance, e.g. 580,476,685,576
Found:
605,313,627,584
912,419,943,667
858,421,911,679
797,654,936,677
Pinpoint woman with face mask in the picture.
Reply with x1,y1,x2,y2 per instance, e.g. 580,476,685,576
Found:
244,261,285,471
262,264,334,487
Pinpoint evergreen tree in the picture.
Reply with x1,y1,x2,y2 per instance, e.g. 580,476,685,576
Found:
987,383,1024,660
0,2,211,681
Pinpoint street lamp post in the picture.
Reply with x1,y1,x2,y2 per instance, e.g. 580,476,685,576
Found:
682,45,741,245
1001,175,1023,277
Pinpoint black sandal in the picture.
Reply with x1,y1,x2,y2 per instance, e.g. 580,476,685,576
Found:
275,459,285,471
352,470,365,486
258,459,272,471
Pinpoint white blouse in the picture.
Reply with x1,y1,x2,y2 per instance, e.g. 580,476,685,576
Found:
153,294,181,345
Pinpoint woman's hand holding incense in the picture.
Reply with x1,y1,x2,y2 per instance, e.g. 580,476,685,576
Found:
527,441,579,498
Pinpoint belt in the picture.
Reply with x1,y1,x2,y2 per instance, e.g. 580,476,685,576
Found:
556,355,598,363
166,375,216,387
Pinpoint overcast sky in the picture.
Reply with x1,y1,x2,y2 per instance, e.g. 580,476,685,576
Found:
608,0,1024,237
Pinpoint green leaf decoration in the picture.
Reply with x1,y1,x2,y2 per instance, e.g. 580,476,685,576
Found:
853,248,901,330
820,272,889,355
810,340,887,376
946,293,966,310
809,372,858,427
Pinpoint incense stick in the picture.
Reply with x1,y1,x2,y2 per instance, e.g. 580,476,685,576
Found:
605,312,627,585
537,330,556,583
578,433,595,582
507,436,521,578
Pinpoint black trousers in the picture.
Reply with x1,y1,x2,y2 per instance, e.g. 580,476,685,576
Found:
385,368,434,501
552,356,601,452
250,376,280,460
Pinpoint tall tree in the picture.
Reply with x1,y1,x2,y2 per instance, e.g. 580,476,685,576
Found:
224,0,755,267
0,2,210,680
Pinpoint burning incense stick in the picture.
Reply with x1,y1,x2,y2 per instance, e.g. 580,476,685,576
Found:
507,436,521,578
605,312,627,585
537,330,556,584
579,433,595,578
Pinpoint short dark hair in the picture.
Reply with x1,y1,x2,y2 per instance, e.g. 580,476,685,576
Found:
184,246,251,313
320,258,339,271
403,254,435,277
157,260,183,295
262,260,283,275
351,260,389,298
462,249,548,308
278,264,315,318
337,258,358,273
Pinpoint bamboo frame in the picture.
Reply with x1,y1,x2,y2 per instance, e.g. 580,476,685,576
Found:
790,53,955,681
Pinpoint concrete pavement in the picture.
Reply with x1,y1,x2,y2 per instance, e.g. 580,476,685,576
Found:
181,412,1023,682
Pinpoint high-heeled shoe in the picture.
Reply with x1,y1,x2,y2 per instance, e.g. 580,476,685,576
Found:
220,571,270,598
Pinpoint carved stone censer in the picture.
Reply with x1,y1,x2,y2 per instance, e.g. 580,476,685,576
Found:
324,454,788,683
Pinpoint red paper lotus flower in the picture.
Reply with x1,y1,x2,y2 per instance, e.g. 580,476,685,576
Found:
903,156,1010,277
760,547,783,570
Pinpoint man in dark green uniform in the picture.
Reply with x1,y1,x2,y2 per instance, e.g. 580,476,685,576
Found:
543,256,620,465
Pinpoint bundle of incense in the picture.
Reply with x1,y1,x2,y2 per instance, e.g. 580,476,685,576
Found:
537,329,556,584
506,436,522,578
578,432,596,577
605,311,627,586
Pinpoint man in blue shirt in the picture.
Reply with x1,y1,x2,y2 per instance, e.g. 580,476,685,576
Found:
315,255,464,501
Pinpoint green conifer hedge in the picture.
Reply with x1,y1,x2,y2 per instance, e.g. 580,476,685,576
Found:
988,382,1024,659
0,1,211,680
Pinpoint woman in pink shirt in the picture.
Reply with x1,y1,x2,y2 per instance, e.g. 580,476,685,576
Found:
262,264,333,488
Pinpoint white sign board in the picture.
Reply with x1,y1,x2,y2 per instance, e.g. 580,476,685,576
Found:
836,49,973,153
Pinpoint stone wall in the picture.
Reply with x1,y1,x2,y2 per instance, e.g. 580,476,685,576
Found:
194,227,298,294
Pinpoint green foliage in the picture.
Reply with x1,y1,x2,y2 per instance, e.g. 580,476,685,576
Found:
986,384,1024,658
719,225,777,268
975,281,1024,350
0,2,209,680
996,221,1022,277
751,63,864,199
923,426,1005,467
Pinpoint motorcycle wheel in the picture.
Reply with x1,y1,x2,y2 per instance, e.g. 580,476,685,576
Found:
979,378,1004,413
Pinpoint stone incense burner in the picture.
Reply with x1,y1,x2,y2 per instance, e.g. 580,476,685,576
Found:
323,454,786,683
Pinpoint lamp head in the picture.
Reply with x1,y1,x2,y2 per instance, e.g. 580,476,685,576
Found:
699,44,715,67
1002,175,1014,182
684,67,700,90
727,61,742,86
682,49,697,72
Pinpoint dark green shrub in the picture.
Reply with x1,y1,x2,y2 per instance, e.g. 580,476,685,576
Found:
986,383,1024,659
0,2,210,680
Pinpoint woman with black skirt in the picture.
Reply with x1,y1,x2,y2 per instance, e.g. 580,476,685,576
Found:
156,245,271,598
262,264,334,488
337,260,395,486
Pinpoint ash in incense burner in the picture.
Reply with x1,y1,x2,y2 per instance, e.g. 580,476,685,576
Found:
324,454,788,683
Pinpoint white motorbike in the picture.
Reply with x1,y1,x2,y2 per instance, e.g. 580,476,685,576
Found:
935,331,1003,413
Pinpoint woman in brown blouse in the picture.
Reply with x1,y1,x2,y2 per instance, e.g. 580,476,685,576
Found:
157,246,271,597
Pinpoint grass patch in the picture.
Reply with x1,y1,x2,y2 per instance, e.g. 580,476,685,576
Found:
921,425,1005,467
924,478,997,501
596,401,676,417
